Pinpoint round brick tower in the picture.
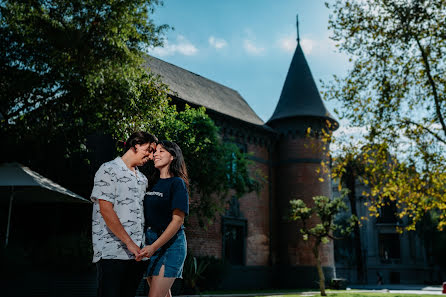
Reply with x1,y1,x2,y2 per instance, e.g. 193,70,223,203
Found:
267,17,339,287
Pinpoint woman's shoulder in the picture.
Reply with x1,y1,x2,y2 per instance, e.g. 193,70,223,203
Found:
170,177,187,189
171,176,185,185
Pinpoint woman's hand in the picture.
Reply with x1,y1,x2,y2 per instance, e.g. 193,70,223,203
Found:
137,245,156,260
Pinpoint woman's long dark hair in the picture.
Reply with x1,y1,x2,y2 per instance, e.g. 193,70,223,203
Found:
155,140,189,191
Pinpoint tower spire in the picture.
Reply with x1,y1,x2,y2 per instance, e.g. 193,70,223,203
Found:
267,15,338,128
296,14,300,44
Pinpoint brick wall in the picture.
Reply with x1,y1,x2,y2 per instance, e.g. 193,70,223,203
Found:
186,141,272,267
274,135,334,267
241,143,270,266
186,214,222,259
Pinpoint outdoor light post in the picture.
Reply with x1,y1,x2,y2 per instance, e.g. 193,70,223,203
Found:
5,186,14,248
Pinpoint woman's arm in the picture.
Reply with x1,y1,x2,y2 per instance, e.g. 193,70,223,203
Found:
138,209,185,259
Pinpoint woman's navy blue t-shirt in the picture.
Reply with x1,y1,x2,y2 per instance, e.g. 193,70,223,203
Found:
144,177,189,231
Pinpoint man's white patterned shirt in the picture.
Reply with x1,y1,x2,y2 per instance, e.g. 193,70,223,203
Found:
91,157,147,263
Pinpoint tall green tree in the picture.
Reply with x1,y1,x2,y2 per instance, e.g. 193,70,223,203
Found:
1,0,170,153
0,0,260,224
324,0,446,230
290,194,356,296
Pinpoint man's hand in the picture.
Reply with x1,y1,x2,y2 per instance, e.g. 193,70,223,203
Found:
126,240,141,259
137,245,155,260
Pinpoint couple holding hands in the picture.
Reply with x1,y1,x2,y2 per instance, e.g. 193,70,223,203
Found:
91,132,189,297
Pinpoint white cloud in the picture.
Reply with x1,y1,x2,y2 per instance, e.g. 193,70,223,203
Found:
300,38,315,55
209,36,227,49
330,122,370,155
278,35,316,55
243,39,265,56
276,32,348,58
278,36,297,53
150,35,198,57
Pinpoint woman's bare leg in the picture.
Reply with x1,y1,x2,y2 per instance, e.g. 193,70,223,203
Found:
148,265,175,297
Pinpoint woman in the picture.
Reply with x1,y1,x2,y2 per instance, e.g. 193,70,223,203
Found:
139,140,189,297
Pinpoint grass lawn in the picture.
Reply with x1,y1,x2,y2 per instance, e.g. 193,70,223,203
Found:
201,289,440,297
202,289,308,294
280,293,440,297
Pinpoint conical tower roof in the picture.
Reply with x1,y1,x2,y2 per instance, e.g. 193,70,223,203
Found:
267,22,338,128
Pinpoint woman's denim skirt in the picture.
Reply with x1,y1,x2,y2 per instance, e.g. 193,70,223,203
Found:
145,228,187,278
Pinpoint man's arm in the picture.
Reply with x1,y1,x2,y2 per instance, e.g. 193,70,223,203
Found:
99,200,140,257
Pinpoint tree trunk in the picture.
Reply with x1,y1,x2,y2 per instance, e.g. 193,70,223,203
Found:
346,169,365,282
313,241,326,296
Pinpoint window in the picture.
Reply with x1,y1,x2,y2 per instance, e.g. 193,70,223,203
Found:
223,223,245,265
379,233,400,263
226,141,247,182
377,199,398,224
221,196,247,265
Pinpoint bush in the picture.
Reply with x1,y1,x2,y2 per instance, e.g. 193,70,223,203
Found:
182,253,230,294
330,278,347,290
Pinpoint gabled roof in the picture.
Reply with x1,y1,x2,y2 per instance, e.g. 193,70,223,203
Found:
267,43,338,127
144,56,265,126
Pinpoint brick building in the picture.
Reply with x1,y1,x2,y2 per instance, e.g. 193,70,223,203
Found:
145,32,338,289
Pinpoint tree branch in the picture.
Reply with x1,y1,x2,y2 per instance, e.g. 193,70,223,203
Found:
403,119,446,145
414,36,446,137
6,91,59,120
392,2,446,138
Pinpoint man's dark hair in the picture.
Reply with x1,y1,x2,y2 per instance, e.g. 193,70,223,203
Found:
124,131,158,152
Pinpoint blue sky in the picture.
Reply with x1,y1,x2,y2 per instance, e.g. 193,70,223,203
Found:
149,0,350,122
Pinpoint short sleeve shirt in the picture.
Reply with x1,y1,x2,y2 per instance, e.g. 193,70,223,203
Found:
91,157,148,263
144,177,189,231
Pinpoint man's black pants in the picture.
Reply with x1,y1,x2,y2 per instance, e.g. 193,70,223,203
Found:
96,259,148,297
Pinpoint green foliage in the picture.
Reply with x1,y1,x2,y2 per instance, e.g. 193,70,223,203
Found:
150,105,261,225
183,251,211,294
182,254,230,293
0,0,260,225
290,193,357,296
1,0,170,157
290,193,357,244
324,0,446,230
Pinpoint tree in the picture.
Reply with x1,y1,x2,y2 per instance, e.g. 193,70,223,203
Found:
146,105,262,226
0,0,260,225
337,151,365,283
324,0,446,230
1,0,170,154
289,194,356,296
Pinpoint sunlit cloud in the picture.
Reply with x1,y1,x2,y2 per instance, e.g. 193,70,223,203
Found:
278,36,297,53
277,32,347,58
209,36,227,49
278,35,316,55
150,35,198,57
301,38,315,55
243,39,265,55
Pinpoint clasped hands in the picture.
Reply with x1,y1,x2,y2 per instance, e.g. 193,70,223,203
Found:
135,245,155,261
127,241,155,261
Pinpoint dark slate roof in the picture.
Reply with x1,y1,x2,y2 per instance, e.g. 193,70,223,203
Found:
267,43,338,127
143,56,265,126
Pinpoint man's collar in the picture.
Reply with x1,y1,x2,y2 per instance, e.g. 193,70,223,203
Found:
115,157,139,172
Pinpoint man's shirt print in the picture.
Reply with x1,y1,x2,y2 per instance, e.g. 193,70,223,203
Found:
90,157,148,263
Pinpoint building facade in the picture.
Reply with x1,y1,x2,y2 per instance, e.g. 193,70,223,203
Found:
145,26,438,287
334,180,435,285
145,32,338,288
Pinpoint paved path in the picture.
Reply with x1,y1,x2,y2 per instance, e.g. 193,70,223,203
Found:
138,284,444,297
347,284,443,295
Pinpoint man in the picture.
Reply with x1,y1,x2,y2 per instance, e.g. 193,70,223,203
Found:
91,131,157,297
